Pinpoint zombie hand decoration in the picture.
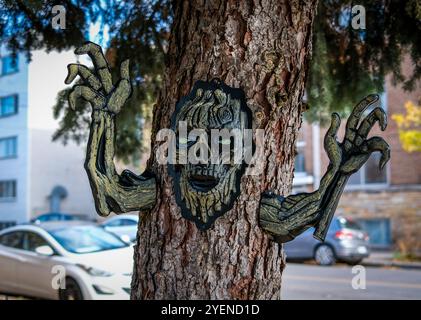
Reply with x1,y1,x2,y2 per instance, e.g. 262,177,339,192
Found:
259,94,390,243
65,42,156,216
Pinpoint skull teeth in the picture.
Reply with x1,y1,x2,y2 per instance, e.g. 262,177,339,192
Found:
187,164,228,179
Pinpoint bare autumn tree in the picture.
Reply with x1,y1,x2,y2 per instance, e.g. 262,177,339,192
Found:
131,0,319,299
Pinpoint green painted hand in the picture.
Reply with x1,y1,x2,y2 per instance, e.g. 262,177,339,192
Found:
66,42,156,217
65,42,132,114
259,94,390,243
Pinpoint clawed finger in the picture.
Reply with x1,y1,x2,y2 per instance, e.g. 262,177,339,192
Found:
75,42,108,68
343,94,379,152
362,136,391,170
74,42,113,93
68,85,105,110
120,60,130,80
107,79,132,113
324,113,341,164
65,64,102,91
354,107,387,147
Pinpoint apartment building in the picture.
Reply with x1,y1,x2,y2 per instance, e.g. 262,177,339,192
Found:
0,48,96,228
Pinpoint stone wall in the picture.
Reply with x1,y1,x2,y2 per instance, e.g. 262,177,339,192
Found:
339,188,421,256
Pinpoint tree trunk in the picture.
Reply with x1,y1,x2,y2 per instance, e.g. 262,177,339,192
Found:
132,0,318,299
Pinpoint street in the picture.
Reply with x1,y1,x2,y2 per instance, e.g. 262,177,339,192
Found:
282,263,421,299
2,262,421,300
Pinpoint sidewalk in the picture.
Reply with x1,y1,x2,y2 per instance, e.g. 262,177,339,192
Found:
362,251,421,270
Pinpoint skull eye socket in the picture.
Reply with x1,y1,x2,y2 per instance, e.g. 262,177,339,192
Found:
177,135,198,148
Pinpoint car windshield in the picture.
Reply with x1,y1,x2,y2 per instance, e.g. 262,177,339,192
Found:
36,214,73,222
48,225,128,254
338,217,362,230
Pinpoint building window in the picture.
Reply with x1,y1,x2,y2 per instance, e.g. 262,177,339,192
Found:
294,135,307,174
1,55,19,75
356,218,392,248
0,137,17,159
0,221,16,231
0,95,18,117
295,148,306,173
348,153,388,186
293,129,315,189
0,180,17,201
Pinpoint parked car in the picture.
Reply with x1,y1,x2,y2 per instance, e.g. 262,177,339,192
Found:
30,212,78,224
101,215,139,243
284,216,370,265
0,221,133,300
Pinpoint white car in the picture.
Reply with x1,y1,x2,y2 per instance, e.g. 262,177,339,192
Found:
0,221,133,300
101,214,139,243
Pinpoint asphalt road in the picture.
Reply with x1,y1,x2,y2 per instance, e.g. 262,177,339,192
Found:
282,263,421,299
2,263,421,300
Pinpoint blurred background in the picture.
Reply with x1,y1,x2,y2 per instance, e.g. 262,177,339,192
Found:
0,0,420,300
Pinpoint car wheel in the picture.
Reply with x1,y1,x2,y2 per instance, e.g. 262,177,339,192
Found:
314,244,336,266
59,278,84,300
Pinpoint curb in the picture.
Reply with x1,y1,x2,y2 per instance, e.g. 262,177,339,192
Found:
362,260,421,270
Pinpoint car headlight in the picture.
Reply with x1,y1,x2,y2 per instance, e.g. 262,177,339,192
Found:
76,264,113,277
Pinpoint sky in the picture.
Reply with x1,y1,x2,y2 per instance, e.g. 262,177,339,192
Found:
26,22,110,130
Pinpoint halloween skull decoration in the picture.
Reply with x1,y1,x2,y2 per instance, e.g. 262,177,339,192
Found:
66,42,390,245
169,79,253,230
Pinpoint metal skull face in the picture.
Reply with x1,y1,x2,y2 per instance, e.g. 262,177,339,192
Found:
169,80,252,230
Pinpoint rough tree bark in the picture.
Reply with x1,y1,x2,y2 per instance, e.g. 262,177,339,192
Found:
132,0,319,299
